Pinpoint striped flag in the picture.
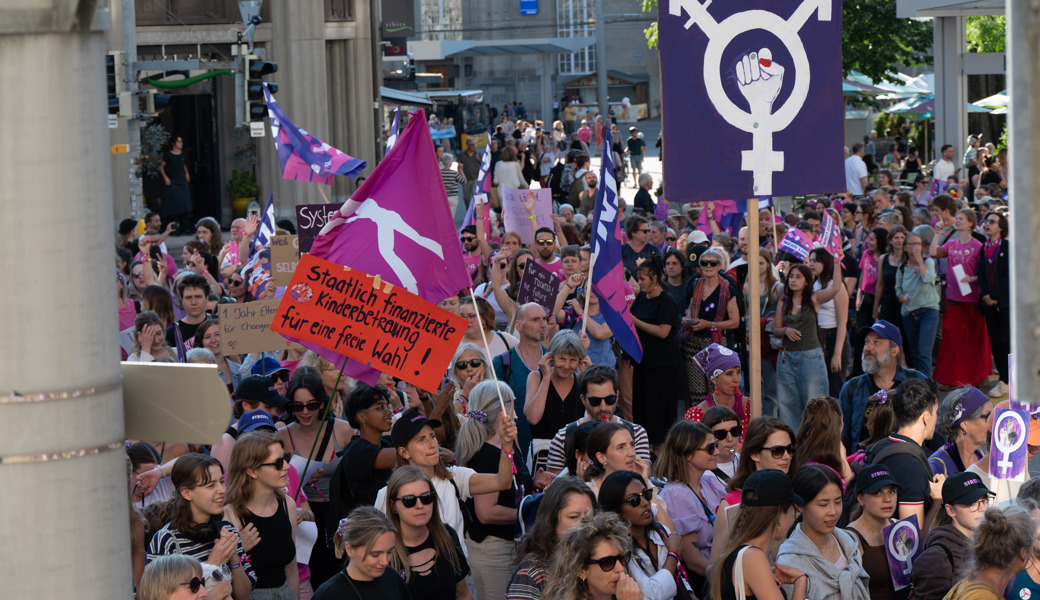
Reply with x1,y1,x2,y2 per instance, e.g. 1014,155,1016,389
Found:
461,127,494,228
385,107,401,156
254,192,276,251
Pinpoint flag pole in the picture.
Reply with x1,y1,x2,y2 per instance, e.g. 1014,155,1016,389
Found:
580,254,594,337
770,206,779,250
466,287,511,419
315,182,331,204
293,355,348,500
748,205,762,419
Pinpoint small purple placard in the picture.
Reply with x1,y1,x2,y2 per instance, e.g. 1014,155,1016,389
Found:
990,407,1030,480
883,514,922,590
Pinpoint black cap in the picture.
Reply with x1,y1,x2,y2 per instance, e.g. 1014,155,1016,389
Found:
234,375,290,408
742,469,803,507
942,471,994,505
855,464,902,495
119,218,137,236
390,409,442,448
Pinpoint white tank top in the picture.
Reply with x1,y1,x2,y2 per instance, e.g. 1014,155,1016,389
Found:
814,280,838,329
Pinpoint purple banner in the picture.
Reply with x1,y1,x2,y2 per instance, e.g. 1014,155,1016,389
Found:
515,259,561,318
777,228,812,260
658,0,844,203
990,407,1029,480
295,202,344,254
883,514,922,590
816,211,842,259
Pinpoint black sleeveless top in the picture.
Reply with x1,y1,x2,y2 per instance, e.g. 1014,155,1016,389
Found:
530,373,584,440
720,546,787,600
242,497,296,588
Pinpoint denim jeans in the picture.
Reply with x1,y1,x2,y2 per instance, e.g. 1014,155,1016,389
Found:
776,346,829,430
903,307,940,377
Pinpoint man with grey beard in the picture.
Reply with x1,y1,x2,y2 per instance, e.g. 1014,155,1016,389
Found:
839,320,927,451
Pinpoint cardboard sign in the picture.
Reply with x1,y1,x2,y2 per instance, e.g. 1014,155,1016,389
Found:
271,235,300,286
269,254,468,390
990,407,1030,480
515,258,561,317
219,299,291,355
122,362,233,444
500,186,553,245
295,202,344,253
883,515,922,590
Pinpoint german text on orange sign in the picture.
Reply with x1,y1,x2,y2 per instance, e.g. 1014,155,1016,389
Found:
270,254,467,391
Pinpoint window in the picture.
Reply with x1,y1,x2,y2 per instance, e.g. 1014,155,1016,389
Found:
556,0,596,74
420,0,463,41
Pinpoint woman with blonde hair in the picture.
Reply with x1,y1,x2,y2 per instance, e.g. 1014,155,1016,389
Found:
945,505,1036,600
542,511,641,600
383,466,472,600
313,506,408,599
140,554,209,600
224,431,299,599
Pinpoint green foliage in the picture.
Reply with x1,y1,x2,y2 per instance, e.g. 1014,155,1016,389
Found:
643,0,658,49
997,123,1007,153
966,16,1006,53
225,170,258,199
842,0,933,82
140,120,168,180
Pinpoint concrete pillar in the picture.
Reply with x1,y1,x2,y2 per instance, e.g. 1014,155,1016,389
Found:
933,16,967,163
0,22,129,600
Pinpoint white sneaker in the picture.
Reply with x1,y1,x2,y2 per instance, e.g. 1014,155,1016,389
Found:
988,381,1008,398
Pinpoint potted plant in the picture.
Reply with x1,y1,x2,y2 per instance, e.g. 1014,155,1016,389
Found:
226,170,259,218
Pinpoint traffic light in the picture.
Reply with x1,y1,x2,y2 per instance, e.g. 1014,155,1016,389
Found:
106,51,125,115
145,90,171,117
244,55,278,122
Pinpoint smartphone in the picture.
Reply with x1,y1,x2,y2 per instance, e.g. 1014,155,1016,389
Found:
149,245,161,260
171,222,179,230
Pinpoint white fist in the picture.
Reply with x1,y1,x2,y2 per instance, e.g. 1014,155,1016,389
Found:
735,48,785,115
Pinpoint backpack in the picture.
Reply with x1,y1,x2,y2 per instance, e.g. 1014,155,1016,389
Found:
547,161,566,200
496,349,513,382
837,437,931,529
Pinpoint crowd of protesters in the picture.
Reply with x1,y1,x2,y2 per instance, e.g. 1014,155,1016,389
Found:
125,129,1024,600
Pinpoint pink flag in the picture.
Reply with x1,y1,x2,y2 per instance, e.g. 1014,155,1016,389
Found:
815,212,843,259
295,109,471,385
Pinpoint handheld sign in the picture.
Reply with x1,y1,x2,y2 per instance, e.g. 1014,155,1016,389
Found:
930,178,949,196
295,202,344,254
270,235,300,286
990,407,1030,480
270,254,468,391
815,211,843,259
220,299,292,355
515,259,562,318
883,515,922,590
501,186,553,245
777,228,812,261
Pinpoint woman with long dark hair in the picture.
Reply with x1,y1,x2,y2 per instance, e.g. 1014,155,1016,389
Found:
193,319,241,394
873,224,907,335
852,202,877,259
978,210,1010,397
791,397,852,487
772,263,842,430
807,249,850,397
160,134,192,232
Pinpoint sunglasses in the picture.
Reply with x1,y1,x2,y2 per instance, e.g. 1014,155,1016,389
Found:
182,577,205,594
712,425,742,441
395,491,436,508
208,564,232,583
132,273,145,280
697,442,720,455
700,260,720,267
260,451,293,470
269,371,290,383
638,229,650,234
763,444,797,459
455,358,484,370
290,401,323,413
666,237,677,242
586,394,618,407
460,236,476,243
623,488,653,507
585,554,629,572
230,279,244,286
536,240,555,246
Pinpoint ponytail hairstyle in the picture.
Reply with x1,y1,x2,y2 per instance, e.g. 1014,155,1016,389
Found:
454,380,514,467
792,397,845,477
332,506,396,560
635,253,665,288
790,464,843,530
582,421,630,482
384,466,461,582
965,505,1036,578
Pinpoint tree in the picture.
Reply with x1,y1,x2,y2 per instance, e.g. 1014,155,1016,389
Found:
966,16,1005,53
641,0,933,83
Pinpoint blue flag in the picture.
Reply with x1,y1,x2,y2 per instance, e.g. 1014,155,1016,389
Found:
590,131,643,363
385,107,401,156
254,192,276,251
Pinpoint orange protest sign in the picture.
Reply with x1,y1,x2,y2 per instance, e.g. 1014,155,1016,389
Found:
269,254,468,391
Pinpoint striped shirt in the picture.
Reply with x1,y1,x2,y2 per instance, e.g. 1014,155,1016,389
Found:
545,415,651,472
441,167,464,198
147,519,256,584
505,559,548,600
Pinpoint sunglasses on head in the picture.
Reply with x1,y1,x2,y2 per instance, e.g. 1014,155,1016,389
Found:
585,554,629,572
712,424,742,441
623,488,653,507
290,401,323,413
763,444,797,459
260,451,293,470
536,239,555,246
455,358,484,370
586,394,618,407
395,491,436,508
182,577,205,594
700,260,720,267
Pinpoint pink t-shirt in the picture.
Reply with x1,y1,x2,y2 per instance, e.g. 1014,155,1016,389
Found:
859,252,879,293
538,257,566,281
943,237,983,303
463,253,481,282
578,126,592,143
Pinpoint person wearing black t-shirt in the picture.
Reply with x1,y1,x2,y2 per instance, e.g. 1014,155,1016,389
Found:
340,384,399,509
868,378,945,537
314,506,410,600
165,273,211,358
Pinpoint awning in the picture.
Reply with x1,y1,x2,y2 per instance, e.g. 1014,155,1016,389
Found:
381,87,434,107
408,37,594,61
897,0,1004,17
562,70,650,89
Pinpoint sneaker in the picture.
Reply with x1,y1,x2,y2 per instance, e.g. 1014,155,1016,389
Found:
988,381,1008,398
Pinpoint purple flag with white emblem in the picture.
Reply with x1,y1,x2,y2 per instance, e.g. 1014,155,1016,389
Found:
990,407,1029,480
883,515,922,590
590,131,643,363
263,82,367,184
778,227,812,261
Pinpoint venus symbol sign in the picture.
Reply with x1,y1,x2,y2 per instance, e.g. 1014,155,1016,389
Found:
990,408,1029,479
668,0,831,195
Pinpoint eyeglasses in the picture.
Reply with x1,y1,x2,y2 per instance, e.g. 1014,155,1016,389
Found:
961,497,990,512
712,425,742,441
623,488,653,507
395,491,436,508
984,219,998,225
182,577,205,594
364,402,393,413
586,394,618,407
260,451,293,470
638,228,650,234
290,401,323,413
700,260,720,267
269,371,290,383
536,239,555,246
208,564,232,584
585,554,629,572
697,442,719,455
460,236,476,243
764,444,797,459
455,358,484,370
230,279,244,286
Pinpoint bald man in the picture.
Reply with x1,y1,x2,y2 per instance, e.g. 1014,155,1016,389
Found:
492,302,550,457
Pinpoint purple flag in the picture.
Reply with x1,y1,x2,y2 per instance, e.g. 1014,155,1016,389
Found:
815,211,843,259
385,107,401,156
990,407,1029,480
695,197,774,238
883,515,922,590
263,82,367,184
461,127,494,228
590,130,643,363
930,178,949,196
778,228,812,261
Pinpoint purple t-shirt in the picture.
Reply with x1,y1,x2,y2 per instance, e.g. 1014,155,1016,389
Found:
659,473,727,560
943,237,983,302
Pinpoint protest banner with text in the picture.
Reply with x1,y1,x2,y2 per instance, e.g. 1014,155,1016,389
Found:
296,203,344,254
515,258,561,317
271,235,300,286
501,186,553,245
270,254,468,390
220,299,291,355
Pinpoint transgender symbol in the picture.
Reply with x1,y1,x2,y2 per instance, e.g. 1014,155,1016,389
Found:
668,0,832,195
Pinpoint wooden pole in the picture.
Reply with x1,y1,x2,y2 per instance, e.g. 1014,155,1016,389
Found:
748,203,762,418
770,206,779,249
467,287,511,417
315,181,331,204
580,254,594,337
